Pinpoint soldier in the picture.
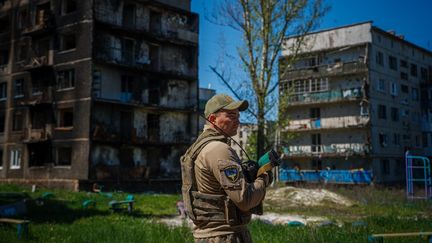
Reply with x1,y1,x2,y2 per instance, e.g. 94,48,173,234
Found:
181,94,272,243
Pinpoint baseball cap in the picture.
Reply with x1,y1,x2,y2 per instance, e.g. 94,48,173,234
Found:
204,94,249,118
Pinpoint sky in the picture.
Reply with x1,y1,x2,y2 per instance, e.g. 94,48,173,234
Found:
191,0,432,93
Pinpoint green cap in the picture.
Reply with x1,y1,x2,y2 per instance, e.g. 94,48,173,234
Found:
204,94,249,118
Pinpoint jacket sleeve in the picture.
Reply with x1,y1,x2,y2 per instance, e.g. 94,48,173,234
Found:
204,142,269,212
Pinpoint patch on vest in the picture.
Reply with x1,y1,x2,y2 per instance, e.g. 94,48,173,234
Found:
223,166,240,183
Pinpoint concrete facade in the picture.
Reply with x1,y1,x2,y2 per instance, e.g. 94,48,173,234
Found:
280,22,432,183
0,0,198,189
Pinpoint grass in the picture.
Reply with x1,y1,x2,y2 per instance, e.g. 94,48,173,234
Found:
0,184,431,242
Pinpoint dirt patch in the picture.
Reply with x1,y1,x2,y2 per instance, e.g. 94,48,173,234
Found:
264,186,355,208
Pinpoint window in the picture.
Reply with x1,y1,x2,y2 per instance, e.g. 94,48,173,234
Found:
378,105,387,119
381,159,390,175
0,15,10,33
0,49,8,65
393,133,400,146
420,67,428,81
12,111,23,131
311,133,321,152
32,79,42,94
0,111,4,133
10,149,21,169
121,75,133,102
391,107,399,122
0,149,3,169
389,56,397,70
58,108,73,127
123,3,136,28
401,84,409,93
411,88,419,101
287,78,328,94
121,38,135,64
55,147,72,166
310,107,320,119
60,34,76,51
376,51,384,66
14,79,24,98
401,109,409,117
379,133,388,147
390,82,398,96
377,79,386,92
0,82,6,100
57,69,74,90
400,60,408,68
400,72,408,80
410,63,417,77
61,0,77,15
422,132,428,148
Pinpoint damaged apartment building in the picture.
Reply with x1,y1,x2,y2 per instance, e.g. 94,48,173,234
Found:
279,22,432,183
0,0,199,189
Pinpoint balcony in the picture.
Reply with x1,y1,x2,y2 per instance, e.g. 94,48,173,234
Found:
94,97,196,113
286,115,370,132
281,61,368,81
283,143,370,157
287,88,363,106
22,125,53,143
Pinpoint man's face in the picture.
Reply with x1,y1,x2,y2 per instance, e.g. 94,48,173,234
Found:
213,109,240,137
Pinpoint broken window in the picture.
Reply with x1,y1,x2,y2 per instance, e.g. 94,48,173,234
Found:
61,0,77,15
420,67,428,81
410,63,417,77
388,56,397,70
391,107,399,122
147,114,160,141
400,72,408,80
31,107,47,129
18,9,28,29
148,82,160,105
0,49,8,65
32,78,42,94
60,34,76,51
0,149,3,169
56,69,74,90
412,87,419,101
0,111,4,132
13,79,24,98
12,110,23,131
393,133,400,146
379,133,388,147
149,44,160,69
376,51,383,66
381,159,389,175
0,82,6,100
400,60,408,68
0,15,10,33
17,42,28,61
121,75,133,102
55,147,72,166
120,111,132,140
10,149,21,169
310,108,320,119
378,105,387,119
123,4,136,28
58,108,73,127
35,3,50,26
150,11,162,33
28,142,51,167
311,134,321,153
121,38,134,64
401,84,408,93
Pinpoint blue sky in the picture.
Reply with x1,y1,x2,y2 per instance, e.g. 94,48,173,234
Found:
191,0,432,93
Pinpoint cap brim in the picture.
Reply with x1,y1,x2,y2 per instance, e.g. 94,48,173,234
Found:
223,100,249,111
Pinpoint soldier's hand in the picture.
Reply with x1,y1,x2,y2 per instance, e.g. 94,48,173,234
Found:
258,171,273,187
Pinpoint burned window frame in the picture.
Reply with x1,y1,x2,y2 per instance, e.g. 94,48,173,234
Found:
54,146,72,166
57,107,74,128
59,33,76,52
12,110,24,131
0,82,6,100
13,79,24,98
56,69,75,90
61,0,77,16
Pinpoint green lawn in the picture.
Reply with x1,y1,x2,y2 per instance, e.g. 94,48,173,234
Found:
0,184,431,243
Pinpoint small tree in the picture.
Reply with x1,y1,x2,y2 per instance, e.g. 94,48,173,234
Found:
210,0,327,158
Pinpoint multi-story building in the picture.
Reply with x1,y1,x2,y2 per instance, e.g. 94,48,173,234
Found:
279,22,432,183
0,0,198,190
231,123,256,161
198,87,215,130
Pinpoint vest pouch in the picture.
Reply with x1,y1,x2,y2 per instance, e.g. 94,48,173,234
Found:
191,191,226,222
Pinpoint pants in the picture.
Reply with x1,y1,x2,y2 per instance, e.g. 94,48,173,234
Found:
194,230,252,243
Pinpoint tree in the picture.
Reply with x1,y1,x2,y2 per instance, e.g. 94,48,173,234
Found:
210,0,327,158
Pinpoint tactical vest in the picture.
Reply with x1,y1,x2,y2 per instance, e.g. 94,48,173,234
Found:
180,129,250,225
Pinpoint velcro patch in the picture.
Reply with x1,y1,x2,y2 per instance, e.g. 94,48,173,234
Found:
223,166,240,183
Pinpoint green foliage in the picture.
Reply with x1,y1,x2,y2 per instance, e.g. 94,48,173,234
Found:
0,184,431,243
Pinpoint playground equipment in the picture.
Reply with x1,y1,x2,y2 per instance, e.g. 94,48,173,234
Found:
405,151,432,200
